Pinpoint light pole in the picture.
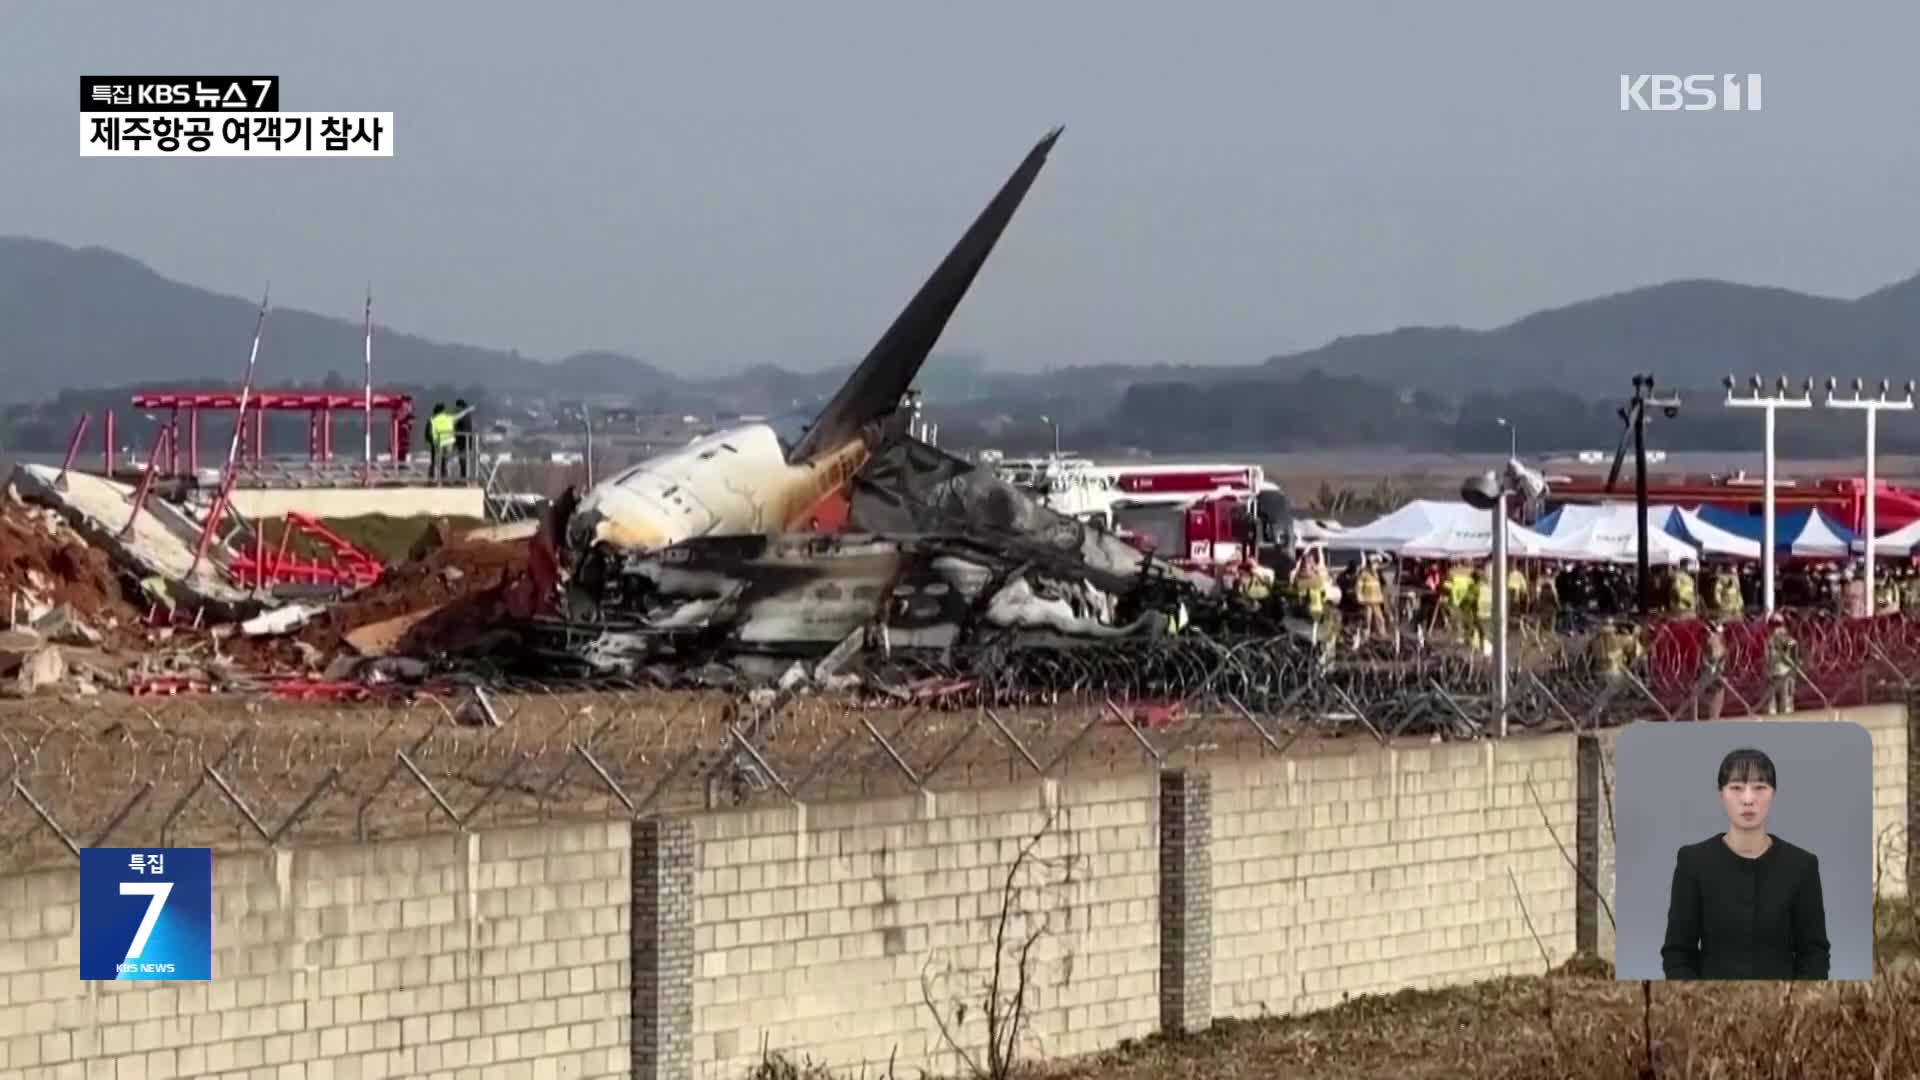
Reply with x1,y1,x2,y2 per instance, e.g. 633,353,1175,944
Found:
1461,459,1549,738
1723,374,1815,613
1604,374,1682,614
1496,416,1516,458
1822,376,1916,613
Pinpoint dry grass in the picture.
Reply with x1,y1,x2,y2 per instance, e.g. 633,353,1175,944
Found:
1042,902,1920,1080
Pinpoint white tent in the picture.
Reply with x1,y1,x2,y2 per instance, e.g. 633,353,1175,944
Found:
1330,499,1564,559
1788,510,1857,559
1854,517,1920,557
1535,502,1677,537
1534,502,1701,566
1537,501,1762,560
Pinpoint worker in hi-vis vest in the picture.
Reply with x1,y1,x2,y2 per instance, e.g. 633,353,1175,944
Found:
1669,559,1698,618
1765,613,1798,714
1696,617,1728,721
427,403,453,479
1468,566,1495,656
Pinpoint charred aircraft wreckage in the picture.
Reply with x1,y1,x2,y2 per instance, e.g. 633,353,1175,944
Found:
514,129,1301,688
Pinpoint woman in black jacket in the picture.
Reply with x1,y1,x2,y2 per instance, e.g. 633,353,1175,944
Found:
1660,747,1830,980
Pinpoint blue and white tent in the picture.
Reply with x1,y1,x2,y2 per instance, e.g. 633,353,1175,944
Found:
1531,502,1700,565
1664,508,1763,560
1691,506,1857,559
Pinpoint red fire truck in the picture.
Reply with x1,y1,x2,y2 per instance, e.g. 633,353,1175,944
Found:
996,458,1294,573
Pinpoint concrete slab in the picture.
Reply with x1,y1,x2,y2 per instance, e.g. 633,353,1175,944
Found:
464,520,538,544
11,463,256,614
225,485,486,521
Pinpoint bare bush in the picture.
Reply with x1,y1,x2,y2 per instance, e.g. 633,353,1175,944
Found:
920,803,1080,1080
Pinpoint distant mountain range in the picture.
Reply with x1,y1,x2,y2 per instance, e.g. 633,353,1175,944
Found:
1261,274,1920,398
5,234,1920,438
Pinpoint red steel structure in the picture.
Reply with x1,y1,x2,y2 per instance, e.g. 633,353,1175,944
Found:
124,389,417,478
226,512,386,591
58,389,409,597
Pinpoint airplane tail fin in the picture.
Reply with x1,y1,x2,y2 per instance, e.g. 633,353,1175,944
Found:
787,127,1063,464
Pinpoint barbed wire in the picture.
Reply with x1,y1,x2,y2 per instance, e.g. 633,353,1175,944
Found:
1,609,1914,874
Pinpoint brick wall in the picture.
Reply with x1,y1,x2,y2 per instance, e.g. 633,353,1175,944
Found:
1208,734,1579,1018
0,821,631,1080
684,774,1163,1079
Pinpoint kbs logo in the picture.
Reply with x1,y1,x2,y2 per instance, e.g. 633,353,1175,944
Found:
1619,74,1762,112
78,847,213,981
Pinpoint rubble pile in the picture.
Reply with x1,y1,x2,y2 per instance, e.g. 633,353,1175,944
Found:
0,490,146,637
0,478,529,696
10,463,252,611
295,524,530,658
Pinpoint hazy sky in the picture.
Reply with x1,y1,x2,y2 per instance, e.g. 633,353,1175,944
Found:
6,2,1920,376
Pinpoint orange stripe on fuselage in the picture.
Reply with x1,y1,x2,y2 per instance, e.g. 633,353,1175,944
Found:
776,439,872,533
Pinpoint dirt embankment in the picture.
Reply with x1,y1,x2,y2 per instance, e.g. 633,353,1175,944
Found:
0,493,148,646
296,520,531,656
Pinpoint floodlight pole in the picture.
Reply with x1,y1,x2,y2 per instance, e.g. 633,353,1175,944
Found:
1724,379,1814,614
1634,377,1678,614
1823,381,1916,615
1493,489,1509,737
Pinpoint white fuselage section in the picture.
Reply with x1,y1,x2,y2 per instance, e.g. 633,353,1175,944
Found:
568,424,868,554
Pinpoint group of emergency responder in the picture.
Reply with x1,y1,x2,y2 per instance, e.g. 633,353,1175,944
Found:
1583,558,1806,719
1259,546,1920,719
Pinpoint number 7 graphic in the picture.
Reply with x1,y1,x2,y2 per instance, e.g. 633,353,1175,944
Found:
120,881,173,960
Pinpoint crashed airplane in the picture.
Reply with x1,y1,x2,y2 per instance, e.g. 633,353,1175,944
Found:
519,128,1273,682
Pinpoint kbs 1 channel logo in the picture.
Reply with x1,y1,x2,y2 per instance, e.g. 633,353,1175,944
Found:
78,848,213,981
80,76,393,157
1619,73,1763,112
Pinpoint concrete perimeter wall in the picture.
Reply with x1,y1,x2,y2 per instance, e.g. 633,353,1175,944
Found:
0,704,1912,1080
0,822,632,1080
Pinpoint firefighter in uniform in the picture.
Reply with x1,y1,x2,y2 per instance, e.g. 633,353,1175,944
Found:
1506,562,1529,628
1696,617,1728,721
1670,559,1699,619
1293,559,1321,619
1840,567,1867,618
1875,568,1900,616
1294,559,1336,661
1469,566,1496,657
1765,612,1798,714
1439,561,1473,639
1241,560,1274,605
1532,562,1560,633
1356,557,1387,641
1591,618,1643,722
1903,564,1920,615
1318,575,1343,661
1709,562,1744,621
